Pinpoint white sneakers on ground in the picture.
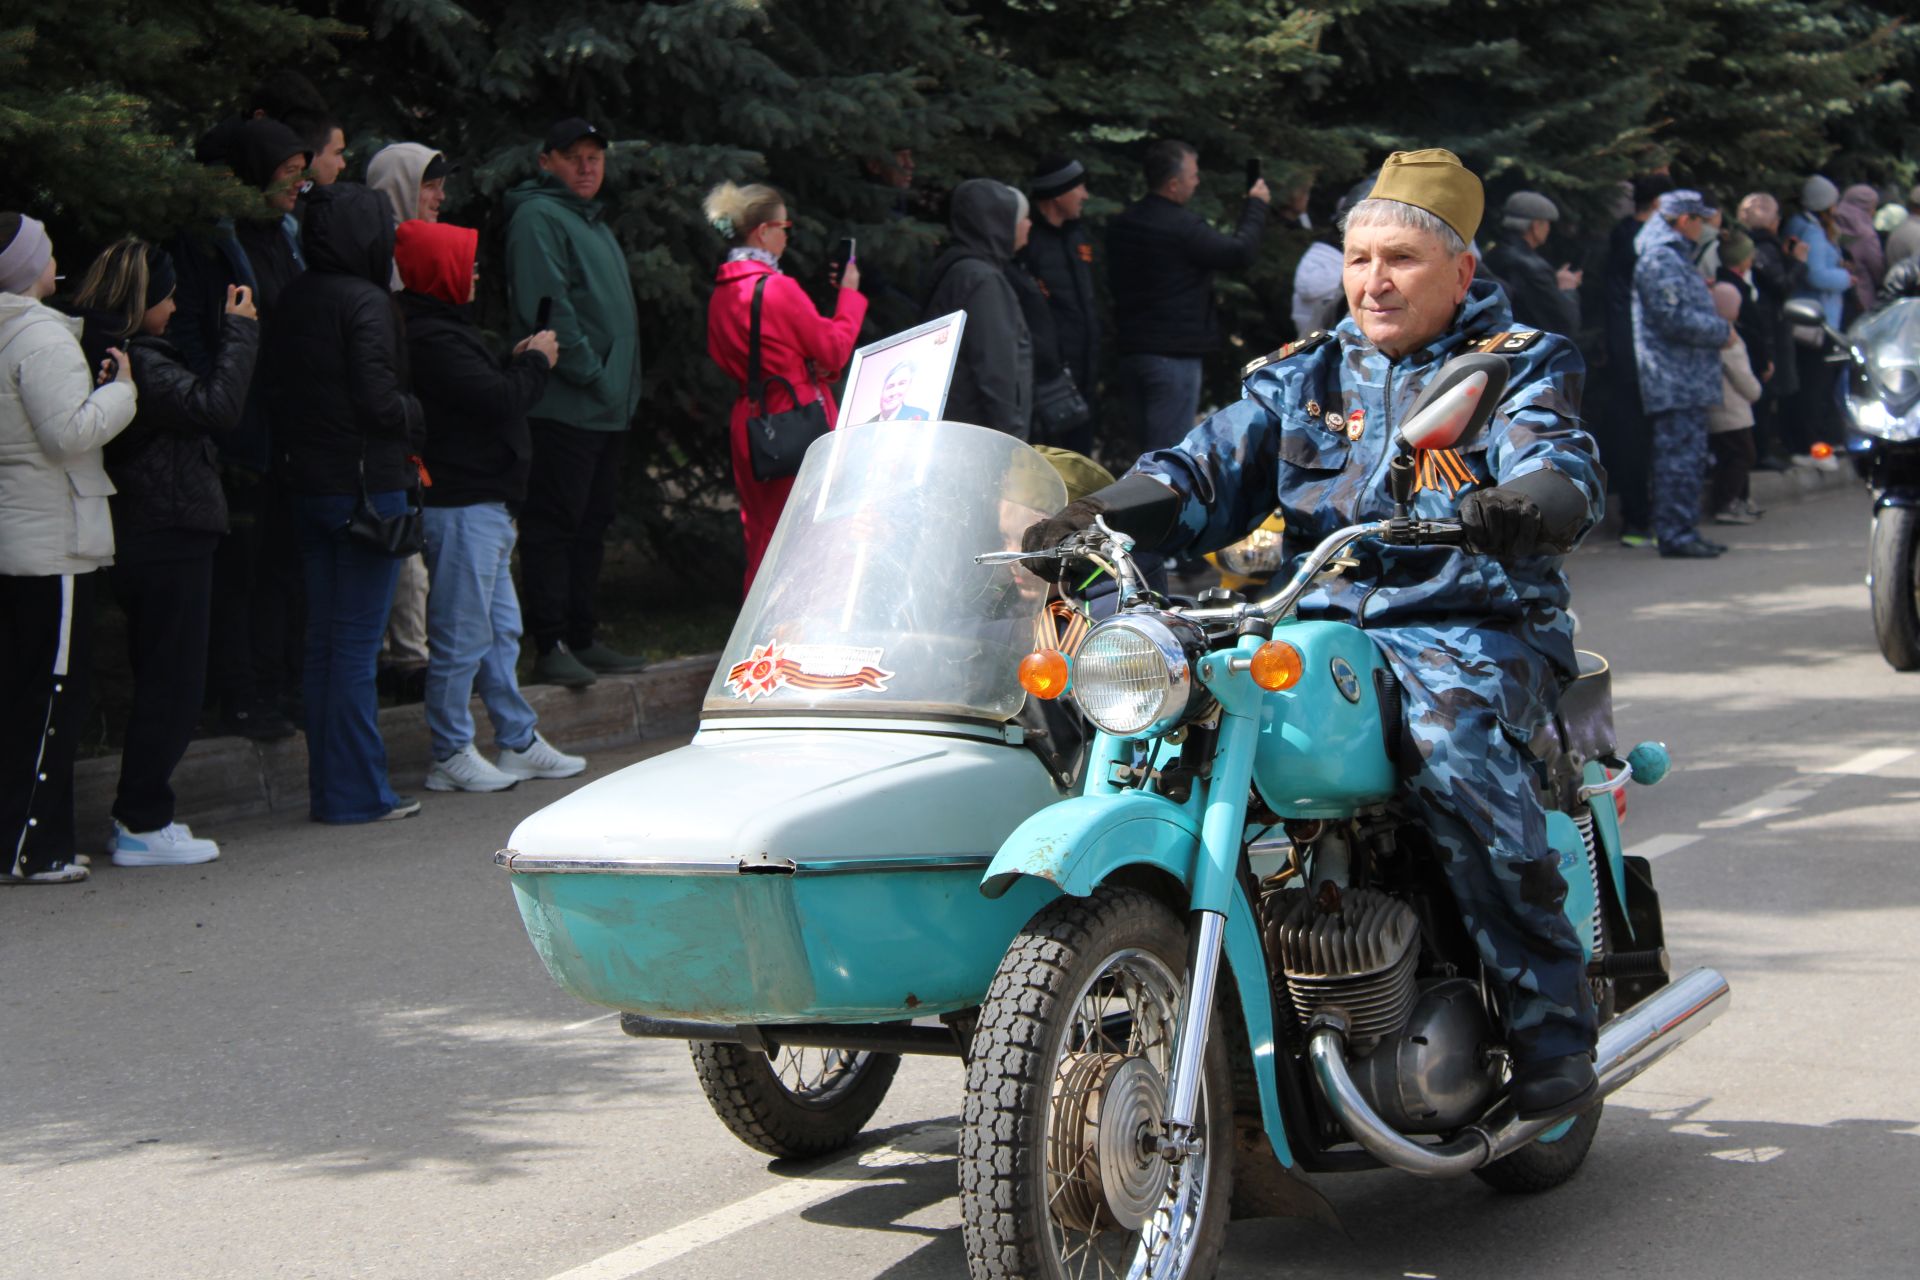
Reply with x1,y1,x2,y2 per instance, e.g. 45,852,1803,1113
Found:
426,736,587,791
110,821,221,868
498,733,588,781
426,745,521,793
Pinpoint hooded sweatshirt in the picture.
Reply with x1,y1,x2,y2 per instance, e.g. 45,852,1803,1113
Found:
394,221,551,508
502,174,641,432
922,178,1032,439
368,142,447,289
266,182,422,494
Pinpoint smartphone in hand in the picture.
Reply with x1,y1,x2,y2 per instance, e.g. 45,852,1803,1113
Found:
829,238,856,286
535,296,554,331
1245,158,1262,188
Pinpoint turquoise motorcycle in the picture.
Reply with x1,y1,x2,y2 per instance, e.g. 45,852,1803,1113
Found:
495,401,1726,1280
955,355,1728,1280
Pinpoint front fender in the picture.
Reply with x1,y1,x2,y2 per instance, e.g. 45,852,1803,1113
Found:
980,791,1200,900
980,791,1297,1168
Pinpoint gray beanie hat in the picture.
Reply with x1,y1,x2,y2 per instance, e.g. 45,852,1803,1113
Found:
1502,190,1560,223
1802,175,1839,213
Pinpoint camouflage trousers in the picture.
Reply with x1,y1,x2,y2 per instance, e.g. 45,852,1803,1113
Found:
1650,407,1710,548
1373,627,1597,1064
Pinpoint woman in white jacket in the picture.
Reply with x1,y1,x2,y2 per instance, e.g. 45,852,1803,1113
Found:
0,213,138,884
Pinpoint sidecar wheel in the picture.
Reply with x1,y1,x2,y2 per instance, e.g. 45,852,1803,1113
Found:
960,886,1232,1280
689,1041,900,1160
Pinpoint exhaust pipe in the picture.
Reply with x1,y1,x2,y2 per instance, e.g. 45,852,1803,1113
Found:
1307,966,1730,1178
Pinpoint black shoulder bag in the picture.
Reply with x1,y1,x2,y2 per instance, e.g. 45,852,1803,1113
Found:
744,275,831,482
346,453,425,557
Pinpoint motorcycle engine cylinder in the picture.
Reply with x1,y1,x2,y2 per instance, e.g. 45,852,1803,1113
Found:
1273,887,1419,1053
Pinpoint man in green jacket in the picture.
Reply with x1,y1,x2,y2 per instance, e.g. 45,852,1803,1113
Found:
504,117,646,687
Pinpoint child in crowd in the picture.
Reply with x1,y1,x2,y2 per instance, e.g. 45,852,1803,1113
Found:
1707,281,1764,525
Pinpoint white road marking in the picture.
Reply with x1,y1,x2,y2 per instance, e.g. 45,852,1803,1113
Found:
1711,1146,1785,1164
1629,833,1701,861
1699,789,1815,829
543,1125,958,1280
1816,748,1915,776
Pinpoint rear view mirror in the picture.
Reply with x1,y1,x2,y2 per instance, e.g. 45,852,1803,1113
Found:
1782,298,1826,329
1398,353,1509,451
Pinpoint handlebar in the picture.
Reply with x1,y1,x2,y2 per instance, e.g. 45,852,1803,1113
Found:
977,515,1468,626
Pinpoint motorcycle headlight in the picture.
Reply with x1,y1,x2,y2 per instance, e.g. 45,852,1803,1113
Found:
1215,525,1288,579
1070,613,1213,739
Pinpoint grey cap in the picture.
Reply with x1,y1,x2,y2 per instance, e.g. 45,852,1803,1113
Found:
1502,190,1559,222
1802,175,1839,212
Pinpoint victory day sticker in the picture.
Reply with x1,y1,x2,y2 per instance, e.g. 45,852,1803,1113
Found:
725,641,895,702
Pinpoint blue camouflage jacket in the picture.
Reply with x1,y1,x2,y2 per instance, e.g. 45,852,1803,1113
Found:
1133,279,1602,683
1631,216,1729,414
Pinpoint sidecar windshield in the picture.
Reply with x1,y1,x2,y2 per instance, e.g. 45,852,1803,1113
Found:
702,421,1067,723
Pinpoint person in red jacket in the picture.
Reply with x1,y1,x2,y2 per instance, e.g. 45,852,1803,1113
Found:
704,182,866,592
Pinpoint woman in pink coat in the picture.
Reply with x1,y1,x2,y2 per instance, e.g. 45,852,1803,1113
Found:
704,182,866,592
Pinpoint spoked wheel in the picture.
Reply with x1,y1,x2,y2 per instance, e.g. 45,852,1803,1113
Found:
961,887,1231,1280
690,1041,900,1159
1869,506,1920,670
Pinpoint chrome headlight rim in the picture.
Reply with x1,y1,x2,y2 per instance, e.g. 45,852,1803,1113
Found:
1069,611,1212,740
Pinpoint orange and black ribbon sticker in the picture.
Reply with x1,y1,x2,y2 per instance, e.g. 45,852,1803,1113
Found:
1412,447,1478,498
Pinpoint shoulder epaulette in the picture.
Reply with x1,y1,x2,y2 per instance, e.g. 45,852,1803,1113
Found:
1242,329,1333,379
1476,330,1545,355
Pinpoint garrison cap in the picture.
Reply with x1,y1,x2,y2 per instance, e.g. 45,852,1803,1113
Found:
1365,148,1484,245
1033,446,1116,504
1658,189,1716,219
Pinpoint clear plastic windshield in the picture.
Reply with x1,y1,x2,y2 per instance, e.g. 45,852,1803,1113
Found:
1855,298,1920,373
703,421,1067,722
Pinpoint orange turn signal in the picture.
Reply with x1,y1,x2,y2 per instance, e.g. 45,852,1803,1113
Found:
1248,641,1304,691
1810,440,1834,460
1019,649,1071,700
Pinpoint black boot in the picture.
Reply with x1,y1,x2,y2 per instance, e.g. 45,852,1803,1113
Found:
1512,1053,1598,1120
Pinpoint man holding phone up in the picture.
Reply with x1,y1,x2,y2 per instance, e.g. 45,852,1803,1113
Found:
504,117,645,688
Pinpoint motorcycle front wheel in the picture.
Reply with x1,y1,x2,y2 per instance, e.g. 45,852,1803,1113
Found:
960,887,1232,1280
689,1041,900,1159
1869,505,1920,670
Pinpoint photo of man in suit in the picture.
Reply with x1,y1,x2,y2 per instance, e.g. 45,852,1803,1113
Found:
862,359,931,422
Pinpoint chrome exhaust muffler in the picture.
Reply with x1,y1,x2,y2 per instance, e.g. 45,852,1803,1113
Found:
1306,966,1730,1178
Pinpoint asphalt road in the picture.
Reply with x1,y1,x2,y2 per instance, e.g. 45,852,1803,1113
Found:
5,484,1918,1280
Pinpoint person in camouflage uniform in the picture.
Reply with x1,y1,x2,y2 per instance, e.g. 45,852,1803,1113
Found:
1632,190,1732,558
1024,149,1605,1118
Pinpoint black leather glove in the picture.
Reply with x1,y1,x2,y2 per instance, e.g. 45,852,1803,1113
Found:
1018,474,1181,583
1458,468,1587,558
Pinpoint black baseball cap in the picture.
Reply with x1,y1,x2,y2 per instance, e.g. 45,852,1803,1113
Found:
543,118,607,153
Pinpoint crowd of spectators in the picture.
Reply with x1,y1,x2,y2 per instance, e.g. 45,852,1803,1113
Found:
5,63,1916,884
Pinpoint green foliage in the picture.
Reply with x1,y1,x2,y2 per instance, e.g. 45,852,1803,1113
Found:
0,1,349,245
6,0,1917,598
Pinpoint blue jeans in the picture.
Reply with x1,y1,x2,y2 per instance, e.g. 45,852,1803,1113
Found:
297,492,404,823
421,503,538,760
1121,353,1206,456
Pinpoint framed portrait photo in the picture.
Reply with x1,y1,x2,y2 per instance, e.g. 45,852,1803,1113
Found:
835,310,968,429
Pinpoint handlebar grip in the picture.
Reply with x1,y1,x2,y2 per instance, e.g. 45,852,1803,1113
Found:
1420,520,1467,546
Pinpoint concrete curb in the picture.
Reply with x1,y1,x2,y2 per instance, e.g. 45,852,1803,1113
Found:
77,653,722,832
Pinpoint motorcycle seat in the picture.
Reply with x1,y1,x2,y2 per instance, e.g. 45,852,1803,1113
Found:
1554,649,1617,765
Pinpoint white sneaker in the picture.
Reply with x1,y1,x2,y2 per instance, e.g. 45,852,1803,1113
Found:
497,732,587,780
111,822,220,868
425,745,520,793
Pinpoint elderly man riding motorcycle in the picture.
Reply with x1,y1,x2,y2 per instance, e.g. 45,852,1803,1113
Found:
1023,148,1605,1118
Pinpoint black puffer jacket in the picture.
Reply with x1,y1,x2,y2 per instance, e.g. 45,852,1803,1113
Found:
103,314,260,545
399,292,551,509
1107,192,1268,356
922,179,1032,439
267,183,422,494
